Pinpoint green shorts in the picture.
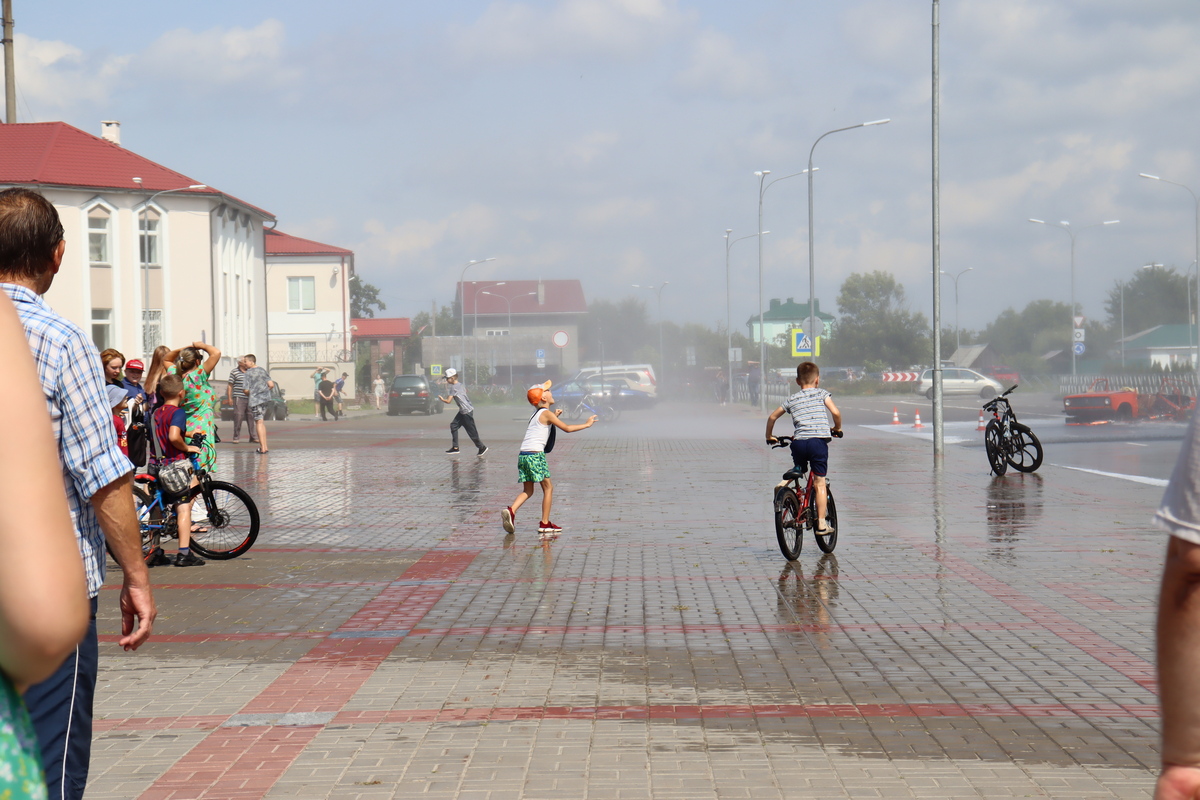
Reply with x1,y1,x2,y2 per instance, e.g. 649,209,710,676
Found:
517,451,550,483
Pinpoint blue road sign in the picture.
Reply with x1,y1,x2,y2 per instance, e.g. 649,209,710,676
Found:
535,349,546,359
1073,342,1086,355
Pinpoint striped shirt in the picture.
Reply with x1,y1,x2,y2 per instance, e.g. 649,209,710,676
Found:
784,387,832,439
3,283,132,597
228,367,246,397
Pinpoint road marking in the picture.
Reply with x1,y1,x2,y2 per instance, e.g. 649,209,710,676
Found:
1124,442,1149,447
1052,464,1168,487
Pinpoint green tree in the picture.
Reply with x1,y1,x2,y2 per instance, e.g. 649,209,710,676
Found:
981,299,1072,357
1103,264,1189,336
579,298,652,364
401,305,459,373
351,278,387,319
826,271,929,368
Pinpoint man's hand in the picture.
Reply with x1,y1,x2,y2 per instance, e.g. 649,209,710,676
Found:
91,475,156,651
1156,765,1200,799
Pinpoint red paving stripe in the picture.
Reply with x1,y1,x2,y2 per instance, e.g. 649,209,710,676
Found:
1045,583,1140,613
97,700,1161,734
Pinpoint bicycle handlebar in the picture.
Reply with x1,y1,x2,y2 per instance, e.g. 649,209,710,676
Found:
769,430,842,448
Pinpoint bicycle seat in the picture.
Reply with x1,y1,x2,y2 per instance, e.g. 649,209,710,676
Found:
782,467,805,481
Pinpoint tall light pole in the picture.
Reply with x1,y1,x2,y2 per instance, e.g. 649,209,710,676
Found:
480,289,536,389
806,119,890,356
938,267,973,352
1120,263,1162,369
1140,173,1200,377
1028,218,1119,375
754,168,816,410
132,178,207,356
473,281,506,385
457,257,496,386
725,229,768,405
632,282,668,391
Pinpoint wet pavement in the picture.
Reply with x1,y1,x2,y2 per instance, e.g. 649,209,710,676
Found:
90,400,1165,798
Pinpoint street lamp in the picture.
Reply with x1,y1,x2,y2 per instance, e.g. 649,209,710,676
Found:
755,167,817,411
457,257,496,386
132,177,207,356
1027,218,1119,375
806,119,890,359
632,282,668,391
725,229,768,405
1120,263,1162,368
1140,173,1200,375
480,289,537,388
938,267,973,352
472,281,506,384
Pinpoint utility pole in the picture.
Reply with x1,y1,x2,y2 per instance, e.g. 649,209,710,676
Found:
2,0,15,124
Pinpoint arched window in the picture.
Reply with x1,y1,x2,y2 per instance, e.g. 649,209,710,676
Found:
139,207,161,266
88,207,111,266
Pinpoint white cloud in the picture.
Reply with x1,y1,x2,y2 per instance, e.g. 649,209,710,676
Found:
13,34,128,114
675,29,773,99
359,204,500,261
576,196,657,227
138,20,300,90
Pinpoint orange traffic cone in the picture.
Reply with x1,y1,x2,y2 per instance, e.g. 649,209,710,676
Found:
891,407,901,425
912,410,925,429
976,409,987,431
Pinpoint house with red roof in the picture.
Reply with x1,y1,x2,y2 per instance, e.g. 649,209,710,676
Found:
422,279,586,382
263,228,358,400
0,121,272,375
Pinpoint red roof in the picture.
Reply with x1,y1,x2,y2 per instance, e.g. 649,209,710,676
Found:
459,280,586,315
265,229,353,256
351,317,412,339
0,121,272,219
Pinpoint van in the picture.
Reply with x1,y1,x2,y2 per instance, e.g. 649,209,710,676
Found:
573,364,657,398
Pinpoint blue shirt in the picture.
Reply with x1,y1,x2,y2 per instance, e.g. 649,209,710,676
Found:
123,377,147,402
3,283,132,597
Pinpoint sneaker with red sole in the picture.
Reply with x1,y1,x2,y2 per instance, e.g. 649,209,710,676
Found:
501,506,515,534
537,521,562,534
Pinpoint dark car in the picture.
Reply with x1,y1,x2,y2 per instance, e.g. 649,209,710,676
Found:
554,377,655,410
219,384,288,421
388,375,443,415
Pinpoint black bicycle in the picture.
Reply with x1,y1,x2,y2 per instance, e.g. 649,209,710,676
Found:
769,432,842,560
983,386,1043,476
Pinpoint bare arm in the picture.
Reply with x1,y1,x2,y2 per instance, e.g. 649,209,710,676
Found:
825,396,843,433
91,475,156,651
0,295,88,690
545,409,595,433
1157,537,1200,799
194,341,222,375
765,406,786,442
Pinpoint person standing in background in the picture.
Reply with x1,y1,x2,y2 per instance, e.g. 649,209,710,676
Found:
241,355,275,454
226,356,256,445
372,375,386,409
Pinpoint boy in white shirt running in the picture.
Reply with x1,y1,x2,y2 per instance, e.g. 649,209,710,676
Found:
502,380,595,535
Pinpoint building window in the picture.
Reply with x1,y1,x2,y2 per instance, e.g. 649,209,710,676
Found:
486,329,510,337
287,277,316,312
138,208,161,266
88,208,111,266
91,308,112,350
289,341,317,362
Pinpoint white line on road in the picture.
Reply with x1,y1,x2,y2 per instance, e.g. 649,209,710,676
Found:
1124,442,1149,447
1051,464,1168,487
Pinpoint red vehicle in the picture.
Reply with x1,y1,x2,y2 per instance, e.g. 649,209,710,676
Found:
1063,377,1194,423
984,365,1021,385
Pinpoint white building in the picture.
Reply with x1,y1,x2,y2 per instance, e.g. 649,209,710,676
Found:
0,121,272,379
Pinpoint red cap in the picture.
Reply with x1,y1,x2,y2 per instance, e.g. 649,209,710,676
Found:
125,359,145,371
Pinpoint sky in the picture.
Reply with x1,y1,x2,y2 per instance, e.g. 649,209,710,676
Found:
11,0,1200,336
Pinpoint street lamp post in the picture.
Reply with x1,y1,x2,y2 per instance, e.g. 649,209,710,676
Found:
806,119,890,356
457,257,496,386
480,289,537,389
938,268,973,352
132,178,207,356
1140,173,1200,376
632,282,668,391
1028,218,1119,375
473,281,506,386
724,229,768,405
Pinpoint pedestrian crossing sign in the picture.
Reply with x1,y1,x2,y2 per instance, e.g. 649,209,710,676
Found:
790,329,820,358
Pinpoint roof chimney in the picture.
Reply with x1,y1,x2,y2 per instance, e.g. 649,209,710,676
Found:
100,121,121,146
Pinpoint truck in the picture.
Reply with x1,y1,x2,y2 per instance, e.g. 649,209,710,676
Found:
1063,377,1194,423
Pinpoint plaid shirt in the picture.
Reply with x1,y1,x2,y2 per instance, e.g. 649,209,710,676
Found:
3,283,132,597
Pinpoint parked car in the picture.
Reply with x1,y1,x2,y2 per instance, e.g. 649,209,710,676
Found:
914,368,1004,399
573,364,657,398
555,378,656,410
387,375,443,415
219,384,288,420
1063,376,1194,423
984,365,1021,385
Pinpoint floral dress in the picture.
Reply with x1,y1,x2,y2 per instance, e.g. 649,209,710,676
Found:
0,675,48,800
170,367,218,474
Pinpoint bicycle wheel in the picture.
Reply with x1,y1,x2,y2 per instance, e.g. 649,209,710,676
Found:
813,485,838,554
1006,423,1044,473
132,482,166,559
188,480,260,559
773,487,802,560
984,419,1008,476
598,404,619,423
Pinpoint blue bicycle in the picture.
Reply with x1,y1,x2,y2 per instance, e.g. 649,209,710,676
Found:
134,434,260,560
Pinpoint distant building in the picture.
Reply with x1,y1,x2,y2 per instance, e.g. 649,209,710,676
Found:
1118,324,1199,369
0,121,272,378
351,317,412,384
263,228,354,399
746,297,835,345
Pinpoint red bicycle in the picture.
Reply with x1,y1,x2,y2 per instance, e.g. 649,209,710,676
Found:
770,434,840,559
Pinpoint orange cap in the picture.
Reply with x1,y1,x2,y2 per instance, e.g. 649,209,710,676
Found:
526,380,552,406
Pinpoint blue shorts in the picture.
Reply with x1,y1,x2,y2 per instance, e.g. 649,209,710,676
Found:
790,438,829,477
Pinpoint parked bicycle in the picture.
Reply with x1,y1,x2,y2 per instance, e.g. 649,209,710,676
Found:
134,433,260,560
769,432,842,559
982,385,1043,476
564,391,618,423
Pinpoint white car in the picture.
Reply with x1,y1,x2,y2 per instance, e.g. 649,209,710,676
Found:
915,368,1003,399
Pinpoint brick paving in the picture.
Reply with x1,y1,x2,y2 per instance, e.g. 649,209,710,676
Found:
86,402,1163,798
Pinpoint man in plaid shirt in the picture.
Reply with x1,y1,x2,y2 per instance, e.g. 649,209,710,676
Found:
0,188,156,800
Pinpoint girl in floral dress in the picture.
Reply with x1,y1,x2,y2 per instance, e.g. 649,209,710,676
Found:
164,342,222,474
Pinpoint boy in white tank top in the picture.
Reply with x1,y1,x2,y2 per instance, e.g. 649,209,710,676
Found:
501,380,596,535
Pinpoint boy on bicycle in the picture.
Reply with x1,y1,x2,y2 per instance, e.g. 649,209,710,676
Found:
765,361,842,533
152,374,205,567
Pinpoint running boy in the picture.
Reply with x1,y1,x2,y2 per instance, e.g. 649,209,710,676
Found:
501,380,596,535
439,368,488,456
765,361,842,533
152,374,206,567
